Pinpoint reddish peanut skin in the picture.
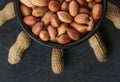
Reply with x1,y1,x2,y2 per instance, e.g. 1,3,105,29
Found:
79,7,90,14
23,16,37,26
57,34,71,44
58,23,68,35
71,22,87,33
58,0,64,3
92,4,103,21
51,14,60,28
67,28,80,41
20,4,31,17
87,17,95,31
86,0,94,2
76,0,85,6
74,14,89,24
66,0,72,2
57,11,73,23
47,25,57,39
41,11,53,25
39,30,50,41
95,0,102,3
88,1,96,9
21,0,103,45
32,22,43,36
61,1,69,12
48,0,60,12
69,0,79,17
32,7,48,17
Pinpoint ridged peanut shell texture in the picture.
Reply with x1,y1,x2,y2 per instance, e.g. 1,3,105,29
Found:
89,32,107,62
51,48,64,74
8,31,31,64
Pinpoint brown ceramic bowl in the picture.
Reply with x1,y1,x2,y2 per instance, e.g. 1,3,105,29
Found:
14,0,107,48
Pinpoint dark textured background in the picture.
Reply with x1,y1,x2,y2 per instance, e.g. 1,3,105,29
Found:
0,0,120,82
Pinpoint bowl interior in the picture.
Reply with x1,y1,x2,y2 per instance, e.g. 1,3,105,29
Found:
14,0,107,49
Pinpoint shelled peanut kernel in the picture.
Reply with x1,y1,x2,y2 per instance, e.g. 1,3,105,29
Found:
20,0,103,44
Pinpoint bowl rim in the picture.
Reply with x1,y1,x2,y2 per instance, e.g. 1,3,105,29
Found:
14,0,107,49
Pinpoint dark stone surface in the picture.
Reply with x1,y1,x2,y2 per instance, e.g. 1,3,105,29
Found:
0,0,120,82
